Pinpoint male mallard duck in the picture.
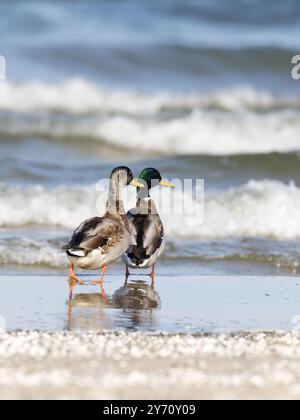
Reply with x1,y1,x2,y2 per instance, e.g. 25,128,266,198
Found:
63,166,143,298
123,168,175,283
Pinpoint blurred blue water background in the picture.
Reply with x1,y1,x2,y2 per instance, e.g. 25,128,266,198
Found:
1,0,300,276
1,0,300,91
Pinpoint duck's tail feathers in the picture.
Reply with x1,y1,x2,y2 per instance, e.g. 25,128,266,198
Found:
66,248,86,258
125,252,150,268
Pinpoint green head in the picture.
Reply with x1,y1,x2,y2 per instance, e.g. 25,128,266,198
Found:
137,168,175,197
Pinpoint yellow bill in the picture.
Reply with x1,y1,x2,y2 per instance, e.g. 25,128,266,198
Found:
160,179,176,188
130,179,145,188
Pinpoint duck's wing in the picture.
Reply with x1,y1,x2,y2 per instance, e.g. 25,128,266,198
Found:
142,214,164,256
128,209,164,259
63,216,123,254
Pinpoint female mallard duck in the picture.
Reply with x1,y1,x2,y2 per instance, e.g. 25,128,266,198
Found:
63,166,143,298
123,168,175,283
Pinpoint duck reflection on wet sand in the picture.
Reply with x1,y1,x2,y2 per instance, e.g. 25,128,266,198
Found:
66,279,161,331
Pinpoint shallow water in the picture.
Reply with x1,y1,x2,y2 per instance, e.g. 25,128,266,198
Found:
1,275,300,332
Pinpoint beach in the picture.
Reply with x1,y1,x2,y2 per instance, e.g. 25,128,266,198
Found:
0,274,299,399
1,0,300,400
1,330,300,400
1,274,300,332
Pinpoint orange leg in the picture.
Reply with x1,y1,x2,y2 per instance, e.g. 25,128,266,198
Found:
150,264,156,288
69,284,74,301
69,264,85,284
125,265,130,281
92,266,107,298
69,264,85,299
100,284,106,299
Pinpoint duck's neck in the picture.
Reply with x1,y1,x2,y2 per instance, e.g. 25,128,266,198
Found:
137,196,158,215
106,180,125,217
137,186,150,201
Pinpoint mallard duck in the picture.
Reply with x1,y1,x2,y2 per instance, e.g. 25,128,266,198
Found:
63,166,143,299
123,168,175,284
113,280,161,311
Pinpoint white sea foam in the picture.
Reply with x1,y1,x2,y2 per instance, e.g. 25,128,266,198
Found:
1,79,300,155
1,107,300,156
0,237,67,268
1,79,299,114
1,180,300,240
193,180,300,240
0,183,97,229
92,111,300,155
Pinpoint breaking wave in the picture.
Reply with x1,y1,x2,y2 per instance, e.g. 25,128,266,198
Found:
1,180,300,240
1,79,300,114
1,79,300,156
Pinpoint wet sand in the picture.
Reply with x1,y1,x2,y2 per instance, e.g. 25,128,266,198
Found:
1,274,300,399
1,274,300,332
1,330,300,399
